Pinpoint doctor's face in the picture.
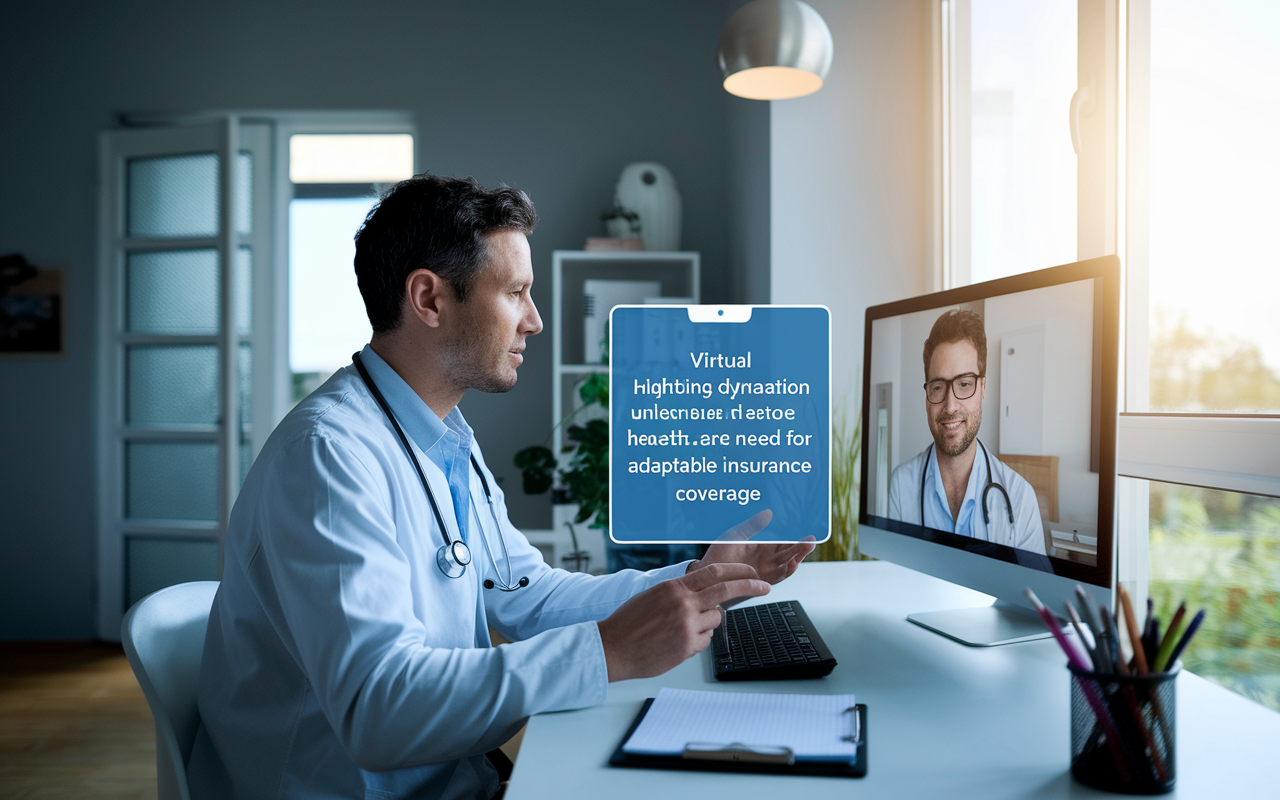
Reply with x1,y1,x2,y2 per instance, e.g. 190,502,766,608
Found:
441,230,543,393
925,339,985,458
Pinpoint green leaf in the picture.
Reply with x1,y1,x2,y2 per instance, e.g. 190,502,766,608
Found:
579,372,609,409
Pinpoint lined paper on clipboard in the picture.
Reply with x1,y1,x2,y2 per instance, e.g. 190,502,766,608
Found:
621,688,859,763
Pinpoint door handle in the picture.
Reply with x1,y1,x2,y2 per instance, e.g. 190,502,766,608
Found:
1070,71,1097,155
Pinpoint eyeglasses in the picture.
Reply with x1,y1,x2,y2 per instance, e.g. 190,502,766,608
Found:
924,373,982,404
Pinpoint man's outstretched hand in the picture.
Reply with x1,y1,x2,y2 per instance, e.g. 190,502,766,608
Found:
688,509,815,586
598,563,770,682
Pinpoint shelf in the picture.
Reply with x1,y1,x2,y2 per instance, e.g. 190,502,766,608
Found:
550,250,701,545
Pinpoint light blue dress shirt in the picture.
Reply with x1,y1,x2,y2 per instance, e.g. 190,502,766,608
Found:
187,345,688,800
886,440,1046,555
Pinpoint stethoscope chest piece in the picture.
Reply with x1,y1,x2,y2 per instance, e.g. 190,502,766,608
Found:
437,540,472,579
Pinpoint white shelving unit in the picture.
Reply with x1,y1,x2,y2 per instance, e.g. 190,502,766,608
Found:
523,250,700,573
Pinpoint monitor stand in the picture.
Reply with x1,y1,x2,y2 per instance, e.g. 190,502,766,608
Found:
907,600,1062,647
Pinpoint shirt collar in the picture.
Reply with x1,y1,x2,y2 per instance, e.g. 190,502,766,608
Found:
357,344,474,466
927,439,989,525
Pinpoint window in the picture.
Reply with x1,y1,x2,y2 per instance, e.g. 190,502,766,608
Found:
937,0,1280,710
285,133,415,402
1144,0,1280,413
944,0,1079,286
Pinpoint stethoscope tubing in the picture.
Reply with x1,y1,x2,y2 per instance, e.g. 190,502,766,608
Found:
353,353,525,590
919,438,1014,530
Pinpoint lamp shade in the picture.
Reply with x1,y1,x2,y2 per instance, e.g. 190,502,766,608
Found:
717,0,834,100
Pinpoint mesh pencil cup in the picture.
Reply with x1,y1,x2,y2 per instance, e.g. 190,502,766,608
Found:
1068,663,1179,795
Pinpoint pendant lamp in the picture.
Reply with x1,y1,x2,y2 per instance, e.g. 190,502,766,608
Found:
717,0,834,100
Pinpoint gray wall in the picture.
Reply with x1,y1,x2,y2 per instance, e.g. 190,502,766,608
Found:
0,0,771,639
771,0,932,403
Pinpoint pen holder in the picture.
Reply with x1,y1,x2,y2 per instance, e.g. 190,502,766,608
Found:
1069,664,1179,795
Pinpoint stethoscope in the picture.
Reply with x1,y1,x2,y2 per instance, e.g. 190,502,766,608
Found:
353,353,528,591
919,438,1014,529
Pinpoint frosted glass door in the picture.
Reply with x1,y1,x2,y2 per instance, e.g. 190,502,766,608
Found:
98,119,272,636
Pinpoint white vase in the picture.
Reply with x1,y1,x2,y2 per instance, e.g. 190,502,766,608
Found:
614,162,682,252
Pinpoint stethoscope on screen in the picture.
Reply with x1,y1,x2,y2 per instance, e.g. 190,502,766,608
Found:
919,438,1014,530
353,353,528,591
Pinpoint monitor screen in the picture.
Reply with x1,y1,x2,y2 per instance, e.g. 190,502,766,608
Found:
860,259,1118,587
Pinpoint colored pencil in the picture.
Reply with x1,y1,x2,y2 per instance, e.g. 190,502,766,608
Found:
1066,601,1097,651
1025,589,1134,781
1025,589,1089,669
1164,609,1206,670
1153,602,1187,673
1152,604,1186,673
1117,586,1150,674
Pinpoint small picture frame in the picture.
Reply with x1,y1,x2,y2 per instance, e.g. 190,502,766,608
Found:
1,255,65,357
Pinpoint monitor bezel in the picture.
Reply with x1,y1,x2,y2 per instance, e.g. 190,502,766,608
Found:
859,255,1120,588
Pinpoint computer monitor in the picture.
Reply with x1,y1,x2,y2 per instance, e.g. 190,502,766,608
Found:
859,256,1119,646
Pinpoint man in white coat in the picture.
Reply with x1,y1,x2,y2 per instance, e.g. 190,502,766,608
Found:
887,309,1046,555
187,174,814,799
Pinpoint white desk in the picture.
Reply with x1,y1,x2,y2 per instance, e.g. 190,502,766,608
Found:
507,561,1279,799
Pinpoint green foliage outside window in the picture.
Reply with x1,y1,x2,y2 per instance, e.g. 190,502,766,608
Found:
1148,482,1280,712
1150,309,1280,412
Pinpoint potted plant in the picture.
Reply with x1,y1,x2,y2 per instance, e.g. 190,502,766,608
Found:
514,373,610,571
600,205,641,239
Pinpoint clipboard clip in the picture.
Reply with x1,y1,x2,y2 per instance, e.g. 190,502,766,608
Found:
842,706,862,745
682,742,796,765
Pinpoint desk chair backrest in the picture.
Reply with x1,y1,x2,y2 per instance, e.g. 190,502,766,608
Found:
121,581,219,800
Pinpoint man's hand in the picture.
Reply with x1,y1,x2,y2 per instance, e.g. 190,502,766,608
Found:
598,563,770,682
688,509,815,586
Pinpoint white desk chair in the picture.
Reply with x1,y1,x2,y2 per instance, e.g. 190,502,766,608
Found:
121,581,219,800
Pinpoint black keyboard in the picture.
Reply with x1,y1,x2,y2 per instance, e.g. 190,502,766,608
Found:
713,600,838,681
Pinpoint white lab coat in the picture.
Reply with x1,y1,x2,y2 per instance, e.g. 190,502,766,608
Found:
886,440,1046,555
187,346,687,799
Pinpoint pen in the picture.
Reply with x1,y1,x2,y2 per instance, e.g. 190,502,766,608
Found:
1144,615,1160,668
1164,609,1206,670
1077,586,1113,674
1066,601,1097,651
1117,586,1150,674
1152,599,1162,665
1065,602,1098,671
1153,603,1186,672
1099,607,1121,672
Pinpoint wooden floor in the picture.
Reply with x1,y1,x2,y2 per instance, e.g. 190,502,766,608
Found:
0,643,156,800
0,641,525,799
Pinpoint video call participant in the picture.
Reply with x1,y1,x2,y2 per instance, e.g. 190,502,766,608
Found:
887,309,1047,555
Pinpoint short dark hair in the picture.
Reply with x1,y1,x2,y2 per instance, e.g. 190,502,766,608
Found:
353,174,538,333
923,308,987,378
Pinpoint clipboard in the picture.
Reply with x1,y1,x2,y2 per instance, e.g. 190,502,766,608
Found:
608,698,868,778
